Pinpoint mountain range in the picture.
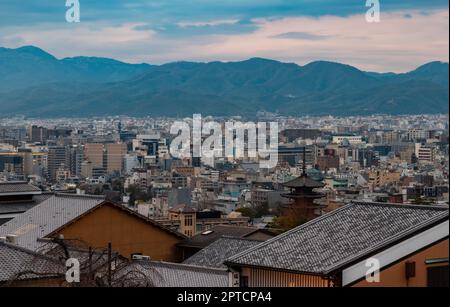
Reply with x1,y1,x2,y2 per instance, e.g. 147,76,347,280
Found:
0,46,448,117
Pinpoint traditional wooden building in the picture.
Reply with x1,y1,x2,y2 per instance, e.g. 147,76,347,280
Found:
178,225,275,260
281,162,326,222
0,194,186,262
0,240,64,287
0,182,51,225
225,202,449,287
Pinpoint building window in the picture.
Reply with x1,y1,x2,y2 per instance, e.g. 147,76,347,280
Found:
185,215,193,226
427,266,449,287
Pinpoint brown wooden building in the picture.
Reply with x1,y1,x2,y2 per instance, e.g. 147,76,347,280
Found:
226,202,449,287
0,194,186,262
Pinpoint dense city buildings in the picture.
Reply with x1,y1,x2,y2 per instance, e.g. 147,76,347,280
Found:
0,114,448,288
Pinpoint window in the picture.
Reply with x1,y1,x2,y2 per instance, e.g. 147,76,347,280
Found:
427,266,449,287
184,215,193,226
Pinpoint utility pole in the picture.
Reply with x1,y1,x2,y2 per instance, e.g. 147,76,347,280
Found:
88,246,92,283
107,242,112,287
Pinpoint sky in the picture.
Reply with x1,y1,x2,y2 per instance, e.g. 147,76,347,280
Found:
0,0,448,72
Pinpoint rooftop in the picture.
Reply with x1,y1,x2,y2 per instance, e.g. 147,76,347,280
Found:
0,182,41,195
178,225,264,249
0,194,105,251
128,261,229,287
0,241,64,283
0,193,187,252
183,237,262,268
226,202,449,275
169,203,196,214
0,193,53,216
282,175,325,189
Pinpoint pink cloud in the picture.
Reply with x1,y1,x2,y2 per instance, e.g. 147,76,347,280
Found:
1,9,448,72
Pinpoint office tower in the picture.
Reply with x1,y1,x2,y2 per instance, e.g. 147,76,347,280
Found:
0,155,23,175
105,143,127,174
28,125,48,144
70,146,84,177
47,146,69,182
18,148,33,177
278,145,314,167
407,129,429,142
135,134,160,156
84,143,104,167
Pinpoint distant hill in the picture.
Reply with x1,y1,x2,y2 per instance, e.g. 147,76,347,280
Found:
0,46,448,117
0,46,151,92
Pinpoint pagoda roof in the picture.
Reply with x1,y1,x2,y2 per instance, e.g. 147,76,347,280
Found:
282,175,325,189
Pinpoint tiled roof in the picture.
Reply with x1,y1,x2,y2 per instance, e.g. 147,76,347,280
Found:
0,193,53,215
0,203,37,215
0,182,41,194
282,175,324,189
0,193,186,252
183,237,262,268
169,203,196,213
129,261,229,287
0,194,105,251
226,202,449,274
0,241,64,282
178,225,261,249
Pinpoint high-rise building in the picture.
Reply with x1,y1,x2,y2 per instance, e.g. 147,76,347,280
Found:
407,129,429,141
105,143,127,174
278,145,314,167
415,144,435,162
0,154,23,175
28,125,48,144
47,146,69,182
70,146,84,177
382,130,399,144
18,148,33,177
84,143,104,167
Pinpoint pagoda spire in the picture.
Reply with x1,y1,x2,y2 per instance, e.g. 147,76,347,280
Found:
302,146,307,177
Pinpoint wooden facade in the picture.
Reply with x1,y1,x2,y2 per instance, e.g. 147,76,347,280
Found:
241,267,331,287
352,239,449,287
48,202,185,262
235,238,449,287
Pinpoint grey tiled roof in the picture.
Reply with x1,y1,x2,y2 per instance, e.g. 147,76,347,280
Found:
0,203,37,215
0,194,105,251
178,225,261,249
0,241,64,282
283,175,324,188
0,182,41,194
183,237,262,268
0,193,53,215
169,203,196,213
129,261,229,287
226,202,449,274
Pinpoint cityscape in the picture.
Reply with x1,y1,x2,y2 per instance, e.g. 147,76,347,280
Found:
0,0,448,293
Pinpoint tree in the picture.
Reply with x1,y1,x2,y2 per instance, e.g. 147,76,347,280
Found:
270,216,307,233
236,207,257,219
5,238,162,287
126,184,152,207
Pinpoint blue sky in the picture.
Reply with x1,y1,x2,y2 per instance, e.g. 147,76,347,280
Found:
0,0,448,71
